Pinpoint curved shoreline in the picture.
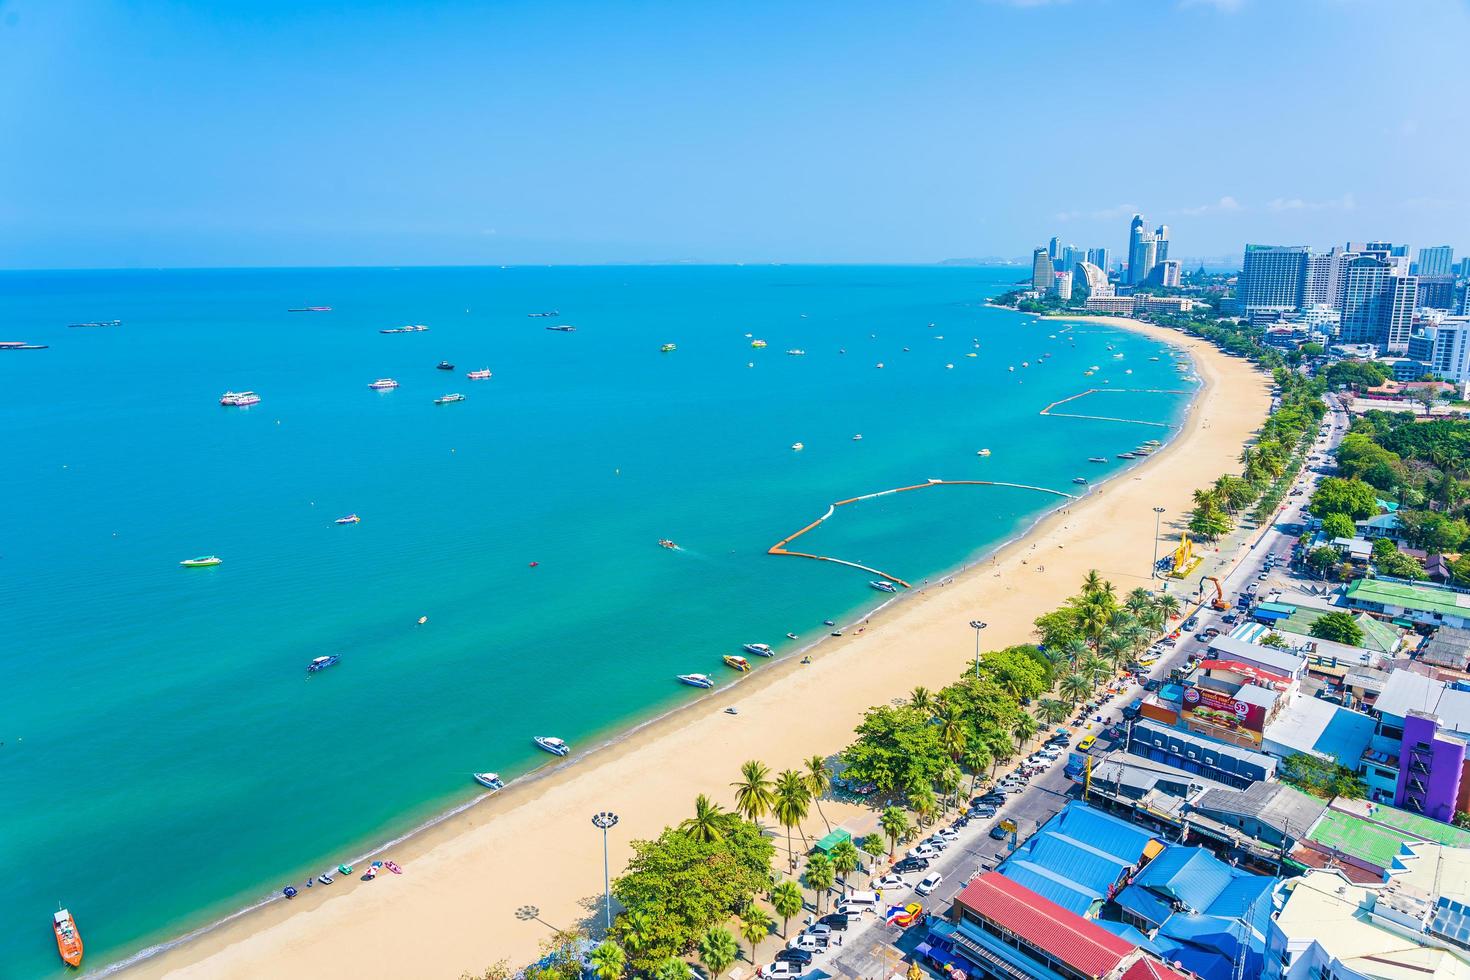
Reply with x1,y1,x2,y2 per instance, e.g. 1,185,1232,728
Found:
124,314,1268,980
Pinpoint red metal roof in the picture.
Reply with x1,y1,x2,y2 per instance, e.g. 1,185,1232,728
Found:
1119,957,1193,980
954,872,1134,978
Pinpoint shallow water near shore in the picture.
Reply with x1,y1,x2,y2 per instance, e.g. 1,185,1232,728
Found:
0,265,1192,976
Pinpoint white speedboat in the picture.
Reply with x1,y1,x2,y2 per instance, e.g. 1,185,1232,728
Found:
473,772,505,790
533,736,569,756
870,580,898,594
677,673,715,688
742,643,774,657
368,378,399,390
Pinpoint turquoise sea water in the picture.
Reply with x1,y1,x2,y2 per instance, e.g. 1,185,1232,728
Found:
0,266,1193,977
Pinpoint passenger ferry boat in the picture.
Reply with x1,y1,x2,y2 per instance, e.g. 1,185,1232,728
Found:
751,339,768,348
533,736,570,756
335,514,361,524
179,555,222,567
219,390,261,406
869,580,898,594
307,655,341,673
723,655,752,672
368,378,399,389
466,369,492,380
677,673,715,688
742,643,774,657
54,908,83,968
786,349,806,356
473,772,505,790
434,393,466,404
660,343,677,352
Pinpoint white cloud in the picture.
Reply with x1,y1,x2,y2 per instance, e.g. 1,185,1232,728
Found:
1267,193,1356,212
1176,196,1242,216
1055,203,1139,223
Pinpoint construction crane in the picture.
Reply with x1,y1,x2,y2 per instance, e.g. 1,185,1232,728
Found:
1197,575,1231,611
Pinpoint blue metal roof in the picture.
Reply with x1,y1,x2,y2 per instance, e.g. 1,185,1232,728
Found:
1314,705,1376,762
1000,860,1104,917
1114,882,1174,927
1043,800,1157,861
1026,833,1133,891
1134,847,1235,910
1091,919,1161,954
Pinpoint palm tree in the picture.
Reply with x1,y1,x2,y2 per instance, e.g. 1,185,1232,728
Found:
804,852,836,911
802,755,834,834
1125,587,1154,616
859,834,886,880
769,879,804,937
739,908,771,965
1013,711,1038,751
1076,600,1112,651
699,926,739,978
589,942,625,980
963,745,992,796
1036,698,1068,727
910,784,938,827
616,909,655,963
1102,634,1132,672
1081,568,1109,596
830,838,859,897
1059,636,1090,669
773,769,811,869
1083,653,1111,685
937,701,969,762
936,763,963,812
1140,606,1166,636
1061,671,1090,704
680,794,733,843
879,805,910,859
1155,593,1181,620
653,959,687,980
731,760,775,825
909,686,934,714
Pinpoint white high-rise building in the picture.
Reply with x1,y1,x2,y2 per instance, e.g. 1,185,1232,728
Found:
1031,247,1054,293
1339,254,1418,351
1239,245,1309,320
1303,247,1353,308
1051,271,1073,301
1408,316,1470,382
1048,237,1063,262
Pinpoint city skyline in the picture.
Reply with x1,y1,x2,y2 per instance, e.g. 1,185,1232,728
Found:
3,0,1469,268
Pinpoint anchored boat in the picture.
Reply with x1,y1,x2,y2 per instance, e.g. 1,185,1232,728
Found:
219,390,261,406
53,908,83,968
869,580,898,594
533,736,570,756
307,655,340,673
180,555,222,567
473,772,505,790
723,655,751,673
434,393,466,404
742,643,774,657
677,673,715,688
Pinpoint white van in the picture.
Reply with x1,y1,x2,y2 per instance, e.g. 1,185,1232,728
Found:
837,890,880,914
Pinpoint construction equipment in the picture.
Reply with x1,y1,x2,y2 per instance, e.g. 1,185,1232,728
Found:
1198,575,1231,611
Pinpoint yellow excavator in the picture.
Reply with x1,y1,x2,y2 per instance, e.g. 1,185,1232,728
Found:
1197,575,1231,611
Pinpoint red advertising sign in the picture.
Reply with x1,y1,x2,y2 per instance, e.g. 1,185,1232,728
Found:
1182,686,1267,739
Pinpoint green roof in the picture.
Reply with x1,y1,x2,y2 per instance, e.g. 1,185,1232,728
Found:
1307,805,1470,870
1345,578,1470,620
813,829,851,853
1274,606,1400,654
1258,601,1297,614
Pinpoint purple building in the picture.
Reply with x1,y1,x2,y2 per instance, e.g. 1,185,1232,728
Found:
1395,711,1467,822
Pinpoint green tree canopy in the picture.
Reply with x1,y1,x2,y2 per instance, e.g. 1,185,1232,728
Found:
978,644,1051,699
1325,360,1390,391
1279,752,1367,799
1311,477,1380,520
1310,611,1365,646
1320,513,1357,540
841,704,948,795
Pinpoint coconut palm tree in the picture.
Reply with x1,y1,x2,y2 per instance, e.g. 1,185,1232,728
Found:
1013,711,1038,751
910,784,939,827
739,909,771,966
879,805,910,859
1081,568,1109,596
1061,671,1090,704
1102,634,1132,672
1077,600,1112,652
1057,635,1090,670
1036,698,1068,727
731,760,775,825
773,769,811,869
909,686,934,714
1125,587,1154,616
830,838,859,897
964,745,992,796
1083,653,1111,686
1140,606,1166,636
937,701,969,762
616,909,655,963
699,926,738,977
804,852,836,911
653,959,687,980
589,942,625,980
936,762,963,812
769,879,804,937
1155,593,1181,620
680,794,734,843
802,755,834,834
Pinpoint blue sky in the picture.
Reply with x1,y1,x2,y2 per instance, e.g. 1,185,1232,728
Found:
2,0,1468,268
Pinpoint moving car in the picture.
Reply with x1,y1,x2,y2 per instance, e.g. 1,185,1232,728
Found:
873,873,908,890
1077,733,1098,751
893,856,929,873
989,825,1009,841
916,872,944,896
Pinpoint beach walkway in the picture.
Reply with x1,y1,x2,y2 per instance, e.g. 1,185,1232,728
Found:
768,478,1076,587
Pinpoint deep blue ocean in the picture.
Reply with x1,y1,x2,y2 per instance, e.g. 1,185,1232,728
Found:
0,265,1193,976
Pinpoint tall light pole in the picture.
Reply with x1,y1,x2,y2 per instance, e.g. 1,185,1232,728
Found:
970,620,988,679
1151,507,1166,581
591,811,619,935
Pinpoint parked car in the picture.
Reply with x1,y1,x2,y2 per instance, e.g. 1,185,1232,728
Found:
970,804,997,818
935,827,961,842
906,844,940,860
1182,616,1199,630
805,923,832,940
817,913,849,931
989,825,1009,840
776,948,813,966
916,872,945,896
1076,733,1097,751
893,856,929,873
873,873,908,890
786,934,823,953
758,961,804,978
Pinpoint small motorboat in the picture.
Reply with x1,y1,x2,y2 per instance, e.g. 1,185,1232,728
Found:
751,339,768,348
786,632,799,640
852,434,863,441
434,393,466,404
283,886,298,899
316,874,335,885
436,360,455,371
1073,477,1088,485
723,655,751,673
467,369,492,380
220,390,261,406
53,908,83,968
660,343,677,352
307,655,340,673
724,706,739,715
823,619,835,626
977,448,991,456
335,514,361,524
473,772,505,790
368,378,399,390
742,643,774,657
533,736,569,756
870,580,898,594
801,656,812,664
791,442,804,451
678,673,715,688
180,555,222,567
1088,457,1107,463
418,616,428,624
786,349,806,356
545,324,576,332
658,539,678,550
360,870,377,881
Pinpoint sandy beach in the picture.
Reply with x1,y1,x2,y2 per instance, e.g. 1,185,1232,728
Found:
130,315,1270,980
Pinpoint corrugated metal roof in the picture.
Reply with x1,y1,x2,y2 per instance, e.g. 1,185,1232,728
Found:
953,872,1134,978
1119,959,1193,980
1000,860,1103,917
1027,832,1134,892
1114,881,1175,926
1134,847,1235,910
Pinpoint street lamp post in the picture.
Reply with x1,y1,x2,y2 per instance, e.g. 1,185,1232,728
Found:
1151,507,1166,581
591,811,619,935
970,620,988,679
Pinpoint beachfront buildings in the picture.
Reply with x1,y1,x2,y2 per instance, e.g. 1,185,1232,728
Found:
1239,245,1309,321
1074,261,1113,301
1407,317,1470,383
1033,247,1055,292
1339,253,1418,352
1126,215,1167,286
1419,245,1455,278
1088,247,1112,274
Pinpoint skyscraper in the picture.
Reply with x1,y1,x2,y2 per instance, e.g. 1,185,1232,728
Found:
1086,247,1111,273
1158,260,1181,288
1339,254,1417,351
1154,225,1169,265
1061,245,1085,274
1126,214,1149,285
1239,245,1309,320
1052,271,1073,301
1048,237,1063,262
1032,247,1054,293
1303,247,1353,309
1418,246,1455,279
